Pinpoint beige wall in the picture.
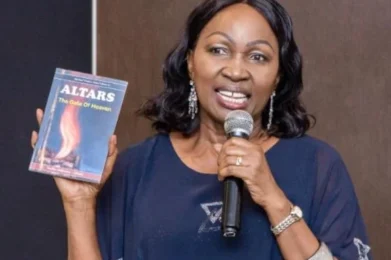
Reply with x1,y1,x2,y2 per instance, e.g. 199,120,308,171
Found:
98,1,391,258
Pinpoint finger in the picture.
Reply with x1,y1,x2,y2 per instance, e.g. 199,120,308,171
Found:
213,143,223,153
215,142,229,166
53,175,78,190
219,155,249,169
218,165,247,181
108,135,117,156
31,131,38,148
219,138,253,157
102,147,118,184
226,137,253,148
215,139,252,167
102,135,118,184
36,108,44,126
222,145,248,156
217,145,248,167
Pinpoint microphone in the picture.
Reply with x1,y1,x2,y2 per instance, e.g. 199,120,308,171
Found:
222,110,254,238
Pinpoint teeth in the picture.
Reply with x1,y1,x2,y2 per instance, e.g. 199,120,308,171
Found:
218,90,247,98
219,90,233,97
233,92,246,98
218,94,247,104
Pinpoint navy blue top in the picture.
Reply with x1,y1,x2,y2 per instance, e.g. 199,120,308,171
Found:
97,134,372,260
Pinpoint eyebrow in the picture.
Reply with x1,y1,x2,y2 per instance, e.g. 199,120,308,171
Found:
206,31,275,52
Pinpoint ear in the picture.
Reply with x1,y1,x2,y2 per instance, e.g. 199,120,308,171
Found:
187,51,195,79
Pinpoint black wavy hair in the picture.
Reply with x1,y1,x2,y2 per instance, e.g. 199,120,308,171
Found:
139,0,315,138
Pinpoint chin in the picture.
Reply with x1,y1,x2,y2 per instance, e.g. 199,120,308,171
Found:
206,106,242,125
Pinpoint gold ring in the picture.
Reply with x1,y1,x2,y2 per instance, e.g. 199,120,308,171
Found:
235,156,243,166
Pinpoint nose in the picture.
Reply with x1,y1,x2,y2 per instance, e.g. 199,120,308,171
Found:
221,56,250,82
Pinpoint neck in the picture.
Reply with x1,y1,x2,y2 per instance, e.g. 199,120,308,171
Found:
170,112,268,174
193,112,265,146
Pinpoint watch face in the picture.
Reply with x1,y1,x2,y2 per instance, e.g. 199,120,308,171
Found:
292,206,303,219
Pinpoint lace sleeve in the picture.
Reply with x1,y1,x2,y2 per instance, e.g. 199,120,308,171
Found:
309,149,372,260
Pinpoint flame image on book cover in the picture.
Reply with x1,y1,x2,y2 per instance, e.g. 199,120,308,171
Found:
29,68,127,183
35,94,84,172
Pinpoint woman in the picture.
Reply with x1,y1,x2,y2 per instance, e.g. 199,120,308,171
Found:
32,0,371,259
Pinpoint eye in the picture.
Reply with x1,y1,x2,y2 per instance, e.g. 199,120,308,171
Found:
250,53,268,62
208,47,228,55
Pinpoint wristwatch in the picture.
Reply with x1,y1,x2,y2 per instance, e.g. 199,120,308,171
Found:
271,205,303,236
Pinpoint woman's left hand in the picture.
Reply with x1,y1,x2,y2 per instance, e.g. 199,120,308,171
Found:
214,137,288,210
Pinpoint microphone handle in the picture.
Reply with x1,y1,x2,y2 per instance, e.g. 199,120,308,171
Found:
222,130,249,238
222,176,243,237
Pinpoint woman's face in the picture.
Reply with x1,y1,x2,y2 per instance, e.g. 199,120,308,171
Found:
188,3,280,126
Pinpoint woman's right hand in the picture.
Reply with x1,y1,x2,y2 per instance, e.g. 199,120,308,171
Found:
31,108,118,208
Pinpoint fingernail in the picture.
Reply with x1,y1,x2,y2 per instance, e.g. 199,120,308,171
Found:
113,135,117,145
213,144,222,152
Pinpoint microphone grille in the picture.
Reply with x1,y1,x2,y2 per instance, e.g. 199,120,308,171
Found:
224,110,254,136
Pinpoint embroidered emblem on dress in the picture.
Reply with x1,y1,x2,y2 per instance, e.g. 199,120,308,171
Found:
354,238,371,260
198,201,223,233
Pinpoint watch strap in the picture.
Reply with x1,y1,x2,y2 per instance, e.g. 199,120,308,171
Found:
271,205,302,236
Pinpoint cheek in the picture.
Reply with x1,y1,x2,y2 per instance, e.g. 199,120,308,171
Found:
256,57,279,84
253,68,278,91
192,50,221,80
251,64,279,103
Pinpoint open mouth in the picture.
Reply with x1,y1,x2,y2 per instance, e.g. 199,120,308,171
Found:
216,90,250,104
215,89,251,110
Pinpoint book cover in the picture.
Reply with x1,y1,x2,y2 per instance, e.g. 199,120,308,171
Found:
29,68,128,183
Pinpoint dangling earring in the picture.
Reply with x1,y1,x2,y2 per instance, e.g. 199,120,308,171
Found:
188,80,198,119
267,91,276,131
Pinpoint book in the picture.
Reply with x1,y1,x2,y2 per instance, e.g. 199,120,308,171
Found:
29,68,128,183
